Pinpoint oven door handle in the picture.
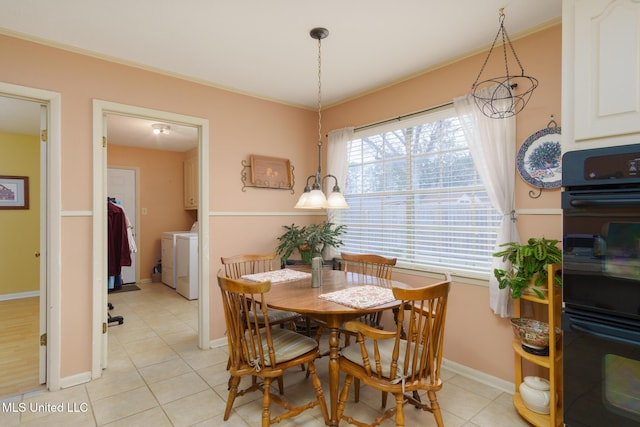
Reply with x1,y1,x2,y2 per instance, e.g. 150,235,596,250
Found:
568,316,640,346
570,198,640,208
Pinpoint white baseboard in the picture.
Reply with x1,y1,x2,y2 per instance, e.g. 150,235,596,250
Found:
58,371,92,390
0,291,39,301
442,358,515,395
210,336,227,349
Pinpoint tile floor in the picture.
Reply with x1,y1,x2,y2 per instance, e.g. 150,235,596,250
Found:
0,282,530,426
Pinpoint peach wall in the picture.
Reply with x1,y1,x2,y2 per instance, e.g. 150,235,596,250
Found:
323,25,562,382
1,23,561,384
0,33,319,378
107,145,195,280
0,132,40,295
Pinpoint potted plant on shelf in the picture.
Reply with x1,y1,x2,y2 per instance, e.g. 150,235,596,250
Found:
276,222,346,266
492,237,562,299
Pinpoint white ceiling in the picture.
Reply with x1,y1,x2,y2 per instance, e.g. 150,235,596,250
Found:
0,0,562,150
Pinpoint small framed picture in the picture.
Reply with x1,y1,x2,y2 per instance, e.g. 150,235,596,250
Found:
250,155,293,189
0,175,29,209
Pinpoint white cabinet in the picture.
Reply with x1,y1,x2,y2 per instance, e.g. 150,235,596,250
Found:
183,156,198,210
562,0,640,152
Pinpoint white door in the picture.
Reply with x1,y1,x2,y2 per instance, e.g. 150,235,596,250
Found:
107,168,137,284
39,104,47,384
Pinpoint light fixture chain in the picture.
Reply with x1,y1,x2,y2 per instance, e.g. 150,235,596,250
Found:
317,36,323,146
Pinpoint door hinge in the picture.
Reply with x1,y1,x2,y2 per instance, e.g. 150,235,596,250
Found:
40,333,47,346
103,322,107,334
102,136,107,148
41,129,48,142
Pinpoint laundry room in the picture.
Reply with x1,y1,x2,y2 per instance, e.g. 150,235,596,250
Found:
106,114,198,299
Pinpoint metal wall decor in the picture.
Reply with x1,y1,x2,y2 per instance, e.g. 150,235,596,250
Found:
517,116,562,199
241,155,295,193
471,9,538,119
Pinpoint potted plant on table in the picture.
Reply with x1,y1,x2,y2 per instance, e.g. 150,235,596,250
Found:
492,237,562,299
276,222,346,266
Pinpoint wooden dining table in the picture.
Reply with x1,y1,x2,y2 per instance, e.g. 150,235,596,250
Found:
259,269,412,427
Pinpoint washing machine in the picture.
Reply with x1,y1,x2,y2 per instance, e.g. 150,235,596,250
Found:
176,233,198,300
160,231,193,288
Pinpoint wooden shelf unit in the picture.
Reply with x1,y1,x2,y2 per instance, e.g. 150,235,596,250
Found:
512,263,563,427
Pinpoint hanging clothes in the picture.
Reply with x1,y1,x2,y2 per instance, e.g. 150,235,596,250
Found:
108,199,132,279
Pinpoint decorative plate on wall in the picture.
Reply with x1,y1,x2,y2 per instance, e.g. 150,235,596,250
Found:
517,125,562,189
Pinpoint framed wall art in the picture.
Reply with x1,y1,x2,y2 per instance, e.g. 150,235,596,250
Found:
0,175,29,209
247,155,294,190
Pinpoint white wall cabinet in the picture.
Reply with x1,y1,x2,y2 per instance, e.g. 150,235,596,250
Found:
183,156,198,210
562,0,640,152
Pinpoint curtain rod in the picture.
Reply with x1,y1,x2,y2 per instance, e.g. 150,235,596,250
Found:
354,101,454,133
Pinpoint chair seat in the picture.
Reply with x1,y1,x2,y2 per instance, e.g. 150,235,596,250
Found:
248,307,299,324
247,328,318,366
341,338,419,379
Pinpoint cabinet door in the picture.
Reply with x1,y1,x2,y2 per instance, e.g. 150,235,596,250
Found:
183,157,198,210
573,0,640,142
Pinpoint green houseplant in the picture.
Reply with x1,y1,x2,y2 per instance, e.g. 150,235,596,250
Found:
492,237,562,299
276,222,346,265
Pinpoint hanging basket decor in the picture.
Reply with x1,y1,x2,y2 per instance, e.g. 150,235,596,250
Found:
471,9,538,119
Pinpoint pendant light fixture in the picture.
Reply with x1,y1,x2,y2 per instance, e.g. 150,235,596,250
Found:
470,9,538,119
294,27,349,210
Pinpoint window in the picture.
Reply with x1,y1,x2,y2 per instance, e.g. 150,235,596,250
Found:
337,107,501,277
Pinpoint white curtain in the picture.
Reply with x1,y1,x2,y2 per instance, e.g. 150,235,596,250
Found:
326,127,354,259
454,88,519,317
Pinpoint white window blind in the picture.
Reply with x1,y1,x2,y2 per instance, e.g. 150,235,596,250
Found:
338,108,502,276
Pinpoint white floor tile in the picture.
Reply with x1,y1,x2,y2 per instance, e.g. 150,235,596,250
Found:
3,281,525,426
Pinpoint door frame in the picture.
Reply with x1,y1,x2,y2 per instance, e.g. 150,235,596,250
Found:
0,82,62,391
92,100,210,377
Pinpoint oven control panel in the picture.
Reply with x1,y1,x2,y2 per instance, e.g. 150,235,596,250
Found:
585,151,640,180
563,144,640,187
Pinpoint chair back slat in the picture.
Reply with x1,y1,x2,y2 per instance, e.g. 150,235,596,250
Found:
218,273,275,371
341,252,397,279
221,253,276,279
392,274,450,385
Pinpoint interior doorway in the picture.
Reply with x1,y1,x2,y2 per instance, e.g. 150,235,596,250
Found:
0,82,63,395
92,100,210,378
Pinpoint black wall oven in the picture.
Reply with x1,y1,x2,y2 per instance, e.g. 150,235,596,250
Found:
562,144,640,426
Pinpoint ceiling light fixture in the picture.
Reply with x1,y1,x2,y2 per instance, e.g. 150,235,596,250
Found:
152,123,171,135
470,9,538,119
294,27,348,210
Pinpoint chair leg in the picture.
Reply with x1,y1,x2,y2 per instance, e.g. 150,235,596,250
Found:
224,375,241,420
277,375,284,394
354,378,360,402
337,374,353,421
427,390,444,427
381,391,388,408
262,377,272,427
395,392,405,426
308,361,329,424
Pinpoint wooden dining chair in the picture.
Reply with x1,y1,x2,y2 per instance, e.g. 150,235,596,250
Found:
310,252,397,401
221,253,302,331
218,273,329,427
336,273,451,427
339,252,397,332
313,252,397,344
221,253,305,393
